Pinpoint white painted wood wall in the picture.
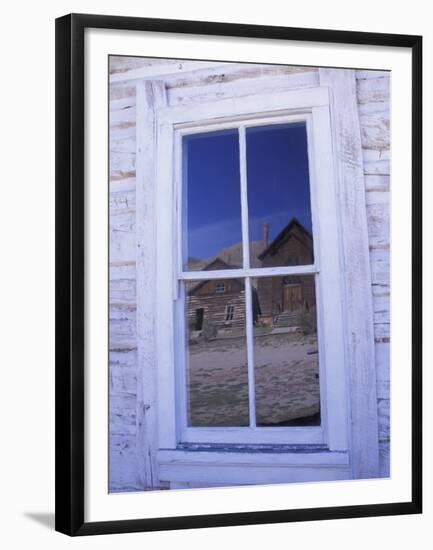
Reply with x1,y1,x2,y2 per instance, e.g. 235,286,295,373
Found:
108,58,390,491
356,70,391,477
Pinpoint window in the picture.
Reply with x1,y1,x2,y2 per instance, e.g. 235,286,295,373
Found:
154,85,351,481
225,304,235,321
181,120,322,436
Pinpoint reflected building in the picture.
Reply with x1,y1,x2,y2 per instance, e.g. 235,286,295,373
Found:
257,218,315,327
186,218,315,337
187,258,260,339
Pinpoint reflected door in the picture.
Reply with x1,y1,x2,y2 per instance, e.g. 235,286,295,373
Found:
194,308,204,330
283,285,302,312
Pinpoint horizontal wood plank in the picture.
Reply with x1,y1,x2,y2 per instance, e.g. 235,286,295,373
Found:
356,76,390,104
168,71,319,106
110,237,136,264
363,159,390,175
365,175,390,193
359,111,390,150
366,202,390,248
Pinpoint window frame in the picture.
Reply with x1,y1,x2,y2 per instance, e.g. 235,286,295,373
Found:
155,86,349,453
215,282,226,294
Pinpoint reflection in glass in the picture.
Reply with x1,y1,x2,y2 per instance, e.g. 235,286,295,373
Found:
182,129,243,272
246,123,314,268
185,279,249,426
252,275,320,426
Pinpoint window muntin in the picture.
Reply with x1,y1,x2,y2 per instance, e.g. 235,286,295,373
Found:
215,283,226,294
179,117,322,440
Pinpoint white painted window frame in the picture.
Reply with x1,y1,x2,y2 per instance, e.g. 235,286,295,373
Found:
134,69,380,487
155,86,349,455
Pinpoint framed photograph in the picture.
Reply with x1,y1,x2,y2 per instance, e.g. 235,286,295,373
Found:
55,13,422,536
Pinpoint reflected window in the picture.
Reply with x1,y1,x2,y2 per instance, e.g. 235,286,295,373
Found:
225,304,235,321
283,275,302,286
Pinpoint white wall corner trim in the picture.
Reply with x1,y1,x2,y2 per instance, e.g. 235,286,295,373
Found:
135,79,168,489
319,68,380,479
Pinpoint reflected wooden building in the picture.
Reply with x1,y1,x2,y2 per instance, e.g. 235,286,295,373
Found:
186,219,315,335
187,258,260,336
257,218,315,325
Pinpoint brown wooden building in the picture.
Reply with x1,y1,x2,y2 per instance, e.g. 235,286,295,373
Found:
187,259,247,336
187,258,262,336
256,218,316,324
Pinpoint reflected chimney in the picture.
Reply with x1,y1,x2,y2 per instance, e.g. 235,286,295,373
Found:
262,222,269,249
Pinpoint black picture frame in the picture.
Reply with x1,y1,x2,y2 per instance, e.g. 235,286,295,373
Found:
55,13,422,536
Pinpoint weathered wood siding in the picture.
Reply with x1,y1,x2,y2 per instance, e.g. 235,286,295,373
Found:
355,70,391,477
188,290,246,331
109,77,139,491
108,57,390,491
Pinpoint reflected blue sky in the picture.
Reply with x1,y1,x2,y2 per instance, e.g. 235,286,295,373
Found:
183,123,312,264
246,123,312,244
183,129,242,264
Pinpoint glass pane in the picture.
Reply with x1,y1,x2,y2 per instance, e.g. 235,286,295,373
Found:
252,275,320,426
182,129,243,272
246,122,314,268
185,279,249,426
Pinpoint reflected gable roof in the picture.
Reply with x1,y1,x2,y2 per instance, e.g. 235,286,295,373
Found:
258,217,312,261
188,257,244,295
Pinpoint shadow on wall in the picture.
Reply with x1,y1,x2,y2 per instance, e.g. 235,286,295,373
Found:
23,512,55,530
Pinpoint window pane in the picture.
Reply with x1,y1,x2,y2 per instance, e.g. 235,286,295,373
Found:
252,275,320,426
182,130,243,272
185,279,249,426
246,123,314,268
